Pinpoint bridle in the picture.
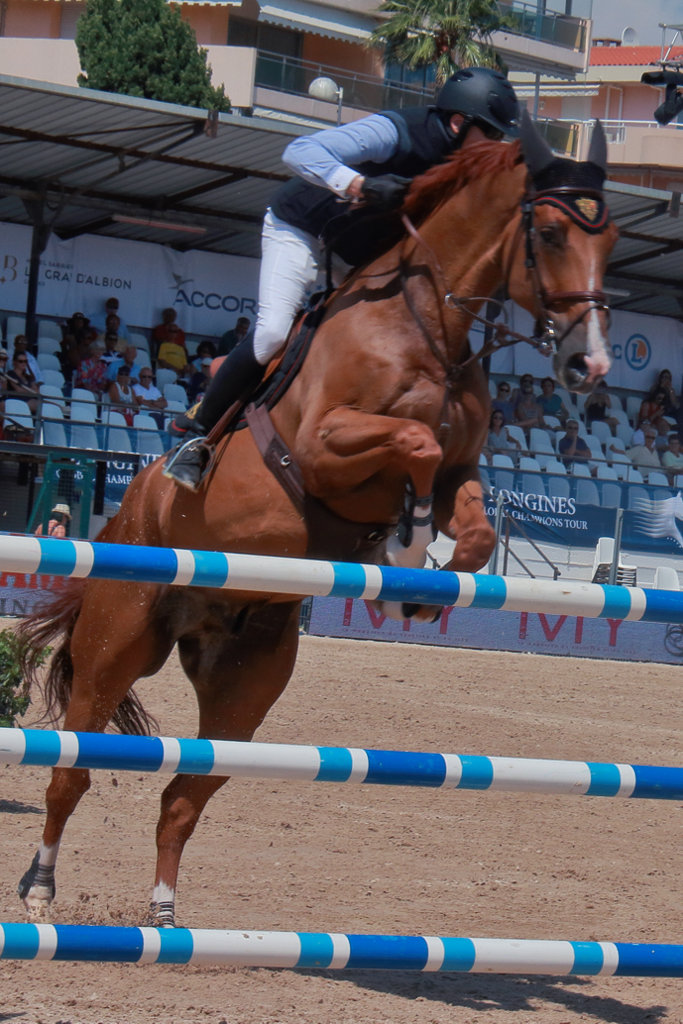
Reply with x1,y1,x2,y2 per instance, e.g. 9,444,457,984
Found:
398,181,611,387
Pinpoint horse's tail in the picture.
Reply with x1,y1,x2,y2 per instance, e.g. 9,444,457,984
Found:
15,579,157,736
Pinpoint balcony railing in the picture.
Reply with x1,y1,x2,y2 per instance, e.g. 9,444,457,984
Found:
496,0,589,52
255,51,434,112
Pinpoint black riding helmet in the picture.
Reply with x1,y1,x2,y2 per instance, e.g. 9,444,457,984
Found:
436,67,519,140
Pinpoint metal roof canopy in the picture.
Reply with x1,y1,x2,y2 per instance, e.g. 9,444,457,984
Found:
1,74,682,332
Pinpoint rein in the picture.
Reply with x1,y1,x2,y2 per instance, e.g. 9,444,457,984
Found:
398,182,611,386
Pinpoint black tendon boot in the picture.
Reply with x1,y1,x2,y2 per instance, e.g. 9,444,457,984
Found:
163,339,266,491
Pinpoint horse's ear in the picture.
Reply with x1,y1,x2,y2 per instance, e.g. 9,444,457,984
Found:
519,108,555,177
587,119,608,173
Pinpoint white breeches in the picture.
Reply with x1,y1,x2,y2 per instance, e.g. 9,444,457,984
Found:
253,208,348,365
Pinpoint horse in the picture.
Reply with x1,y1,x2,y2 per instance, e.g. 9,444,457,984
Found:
16,114,617,927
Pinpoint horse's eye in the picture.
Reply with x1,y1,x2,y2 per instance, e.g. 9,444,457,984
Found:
539,225,561,247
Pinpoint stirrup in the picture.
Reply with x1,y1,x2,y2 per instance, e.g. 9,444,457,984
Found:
162,435,214,492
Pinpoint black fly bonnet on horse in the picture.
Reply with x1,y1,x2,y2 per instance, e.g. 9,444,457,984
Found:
520,110,610,235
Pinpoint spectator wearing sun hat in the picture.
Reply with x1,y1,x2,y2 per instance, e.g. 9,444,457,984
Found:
35,503,71,538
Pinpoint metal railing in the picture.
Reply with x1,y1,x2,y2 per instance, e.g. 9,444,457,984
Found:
496,0,588,51
255,51,434,111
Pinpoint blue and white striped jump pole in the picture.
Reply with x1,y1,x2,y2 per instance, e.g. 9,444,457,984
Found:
0,924,681,975
2,534,683,622
2,729,681,800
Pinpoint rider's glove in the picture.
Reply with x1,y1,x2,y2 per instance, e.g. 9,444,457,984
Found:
360,174,411,210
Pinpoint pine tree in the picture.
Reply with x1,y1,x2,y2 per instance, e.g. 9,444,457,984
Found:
76,0,230,111
370,0,507,87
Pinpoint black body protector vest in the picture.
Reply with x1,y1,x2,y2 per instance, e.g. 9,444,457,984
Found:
269,107,460,267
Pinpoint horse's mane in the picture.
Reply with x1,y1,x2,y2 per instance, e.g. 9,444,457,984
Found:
403,139,524,224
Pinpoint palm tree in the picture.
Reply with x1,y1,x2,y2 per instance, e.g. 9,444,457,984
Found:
369,0,508,87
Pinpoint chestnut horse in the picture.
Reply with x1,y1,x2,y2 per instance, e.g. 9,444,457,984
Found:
17,115,617,926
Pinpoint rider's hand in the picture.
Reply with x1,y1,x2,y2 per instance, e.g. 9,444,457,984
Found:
360,174,411,210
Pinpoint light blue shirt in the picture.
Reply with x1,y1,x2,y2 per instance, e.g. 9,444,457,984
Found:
282,114,401,196
106,358,141,383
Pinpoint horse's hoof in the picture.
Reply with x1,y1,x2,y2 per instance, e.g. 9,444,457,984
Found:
23,892,54,922
402,602,441,623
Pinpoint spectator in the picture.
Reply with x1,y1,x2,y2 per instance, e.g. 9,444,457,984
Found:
483,409,522,460
491,381,515,424
75,340,108,397
187,357,214,405
106,345,142,385
157,326,191,378
89,296,129,339
217,316,251,357
100,331,122,368
34,503,71,538
637,388,669,441
6,349,40,413
627,426,661,471
98,313,127,353
661,433,683,482
514,374,545,434
536,376,569,426
584,380,618,430
648,369,679,419
151,308,186,353
12,335,43,384
61,312,96,375
558,419,591,470
192,340,217,372
107,364,137,425
133,368,167,428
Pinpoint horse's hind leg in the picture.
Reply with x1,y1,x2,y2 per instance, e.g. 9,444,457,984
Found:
151,600,301,927
20,581,174,921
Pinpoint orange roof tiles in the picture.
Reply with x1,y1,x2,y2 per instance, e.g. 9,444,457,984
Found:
591,45,683,67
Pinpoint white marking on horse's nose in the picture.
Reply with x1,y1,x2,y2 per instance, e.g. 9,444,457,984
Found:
585,261,612,378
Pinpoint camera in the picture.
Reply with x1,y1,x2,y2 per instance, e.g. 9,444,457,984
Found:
641,69,683,126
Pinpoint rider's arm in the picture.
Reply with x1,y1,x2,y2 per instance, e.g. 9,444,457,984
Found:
282,114,401,198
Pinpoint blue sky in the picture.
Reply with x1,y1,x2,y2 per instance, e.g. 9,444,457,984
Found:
591,0,682,46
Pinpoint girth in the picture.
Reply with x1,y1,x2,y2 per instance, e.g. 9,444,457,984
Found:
245,403,390,562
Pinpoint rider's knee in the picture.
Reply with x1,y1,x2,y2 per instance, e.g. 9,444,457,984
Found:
253,321,290,364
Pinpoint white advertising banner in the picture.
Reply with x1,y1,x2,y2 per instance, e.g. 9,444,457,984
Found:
0,222,260,337
2,219,682,391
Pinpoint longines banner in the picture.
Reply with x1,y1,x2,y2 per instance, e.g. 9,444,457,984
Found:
0,221,259,336
307,597,683,665
483,491,683,554
2,220,683,385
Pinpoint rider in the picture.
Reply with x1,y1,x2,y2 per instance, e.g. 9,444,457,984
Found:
164,67,520,490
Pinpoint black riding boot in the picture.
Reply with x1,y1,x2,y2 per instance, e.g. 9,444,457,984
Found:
163,340,266,491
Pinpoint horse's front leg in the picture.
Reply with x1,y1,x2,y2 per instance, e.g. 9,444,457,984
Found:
300,406,442,570
435,468,496,572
